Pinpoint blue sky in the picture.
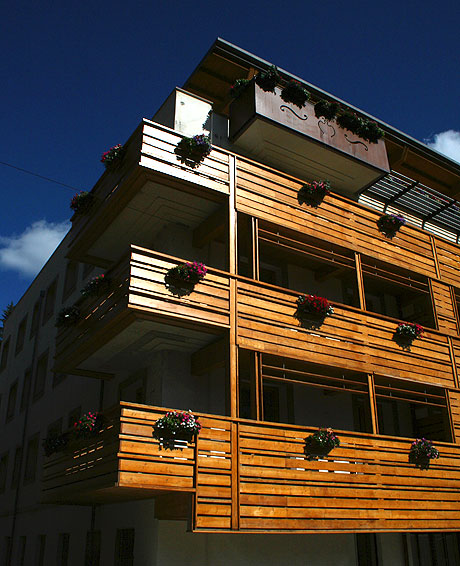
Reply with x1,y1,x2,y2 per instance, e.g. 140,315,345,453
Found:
1,1,460,310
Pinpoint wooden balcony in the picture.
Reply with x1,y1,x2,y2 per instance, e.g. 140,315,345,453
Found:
230,82,389,194
236,279,457,390
54,247,230,377
42,402,460,533
67,120,230,267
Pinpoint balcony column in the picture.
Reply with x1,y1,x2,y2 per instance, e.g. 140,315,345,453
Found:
229,155,239,418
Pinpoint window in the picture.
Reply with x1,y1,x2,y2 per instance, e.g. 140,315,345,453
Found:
63,261,79,299
407,533,460,566
42,279,57,324
35,535,46,566
20,369,32,411
5,380,18,422
2,537,12,566
114,529,135,566
119,373,146,404
375,376,451,441
256,223,360,308
83,263,94,278
361,256,435,327
11,446,22,489
0,452,9,493
356,533,379,566
239,352,372,433
15,316,27,355
23,433,40,485
18,536,27,566
0,337,10,372
56,533,70,566
30,299,40,339
85,531,101,566
33,351,48,401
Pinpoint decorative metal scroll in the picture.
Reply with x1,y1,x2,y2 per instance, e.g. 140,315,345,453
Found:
318,118,336,137
344,134,368,151
280,105,308,121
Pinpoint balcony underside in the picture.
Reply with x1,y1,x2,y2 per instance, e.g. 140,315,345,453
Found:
42,403,460,533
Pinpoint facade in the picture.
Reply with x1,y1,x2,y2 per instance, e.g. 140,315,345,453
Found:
2,38,460,565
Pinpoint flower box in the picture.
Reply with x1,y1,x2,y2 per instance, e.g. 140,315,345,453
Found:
280,80,310,108
377,213,406,238
153,410,201,450
101,144,124,169
305,428,340,460
409,438,439,470
297,180,331,207
295,294,334,326
70,191,94,215
174,134,211,169
55,306,80,328
164,261,207,296
80,274,110,299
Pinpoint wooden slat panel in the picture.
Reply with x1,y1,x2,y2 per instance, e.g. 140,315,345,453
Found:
431,280,459,336
236,280,455,388
236,158,437,278
435,239,460,287
448,390,460,443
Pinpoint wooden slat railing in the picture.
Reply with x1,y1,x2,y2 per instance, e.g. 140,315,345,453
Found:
236,279,455,389
54,247,231,373
236,157,438,279
42,402,460,532
435,238,460,288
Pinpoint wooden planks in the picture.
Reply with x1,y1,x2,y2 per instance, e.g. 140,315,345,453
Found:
236,280,455,389
431,280,459,335
435,239,460,288
235,157,437,279
141,122,230,195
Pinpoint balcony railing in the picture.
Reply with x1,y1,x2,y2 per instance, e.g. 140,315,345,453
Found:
230,82,389,194
54,247,231,375
42,402,460,533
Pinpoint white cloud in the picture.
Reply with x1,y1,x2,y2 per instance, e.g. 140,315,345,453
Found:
0,220,70,278
426,130,460,164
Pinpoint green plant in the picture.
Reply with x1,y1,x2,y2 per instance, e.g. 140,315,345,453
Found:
280,80,310,108
396,322,423,341
165,261,207,295
297,180,331,207
153,410,201,450
42,433,69,457
296,294,334,319
409,438,439,469
314,99,339,121
80,274,109,299
305,428,340,459
73,411,103,437
229,78,251,99
336,109,364,133
70,191,94,215
358,120,384,143
55,306,80,328
101,144,124,169
255,65,279,93
174,134,212,168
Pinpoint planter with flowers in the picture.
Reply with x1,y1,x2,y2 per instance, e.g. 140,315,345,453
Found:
101,144,124,170
281,80,310,108
297,180,331,207
165,261,207,296
73,411,104,439
305,428,340,460
409,438,439,470
55,306,80,328
153,410,201,450
295,294,334,328
255,65,279,93
70,191,94,215
394,322,423,349
80,274,110,299
314,99,340,122
42,433,70,457
229,78,251,99
377,213,406,238
174,134,212,169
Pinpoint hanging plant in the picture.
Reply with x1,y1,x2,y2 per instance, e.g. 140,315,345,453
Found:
295,294,334,329
174,134,212,169
297,180,331,207
101,144,124,169
314,99,340,121
55,306,80,328
153,410,201,450
42,433,69,457
73,411,104,438
305,428,340,460
358,120,384,143
255,65,280,93
336,109,364,134
165,261,207,296
80,274,110,299
377,213,406,238
70,191,94,215
395,322,423,341
409,438,439,470
229,78,251,99
280,80,310,108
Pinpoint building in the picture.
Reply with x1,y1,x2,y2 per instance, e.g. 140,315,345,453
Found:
2,38,460,565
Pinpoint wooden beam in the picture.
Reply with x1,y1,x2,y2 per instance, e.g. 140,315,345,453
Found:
192,205,228,248
191,337,227,376
355,252,366,311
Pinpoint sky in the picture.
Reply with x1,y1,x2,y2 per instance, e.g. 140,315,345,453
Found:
1,1,460,311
